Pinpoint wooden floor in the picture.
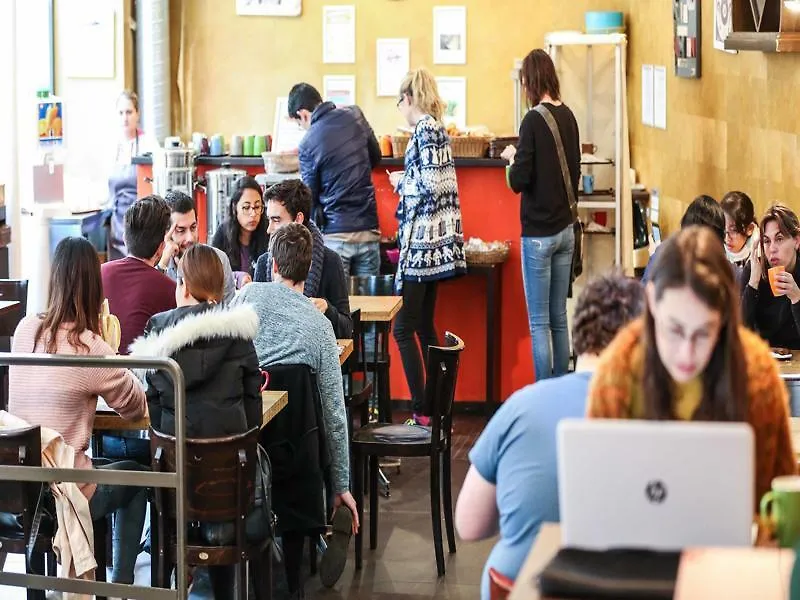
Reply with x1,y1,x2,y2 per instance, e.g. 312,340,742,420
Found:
0,413,493,599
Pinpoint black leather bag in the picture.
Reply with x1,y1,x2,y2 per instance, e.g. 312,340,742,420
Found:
538,547,681,599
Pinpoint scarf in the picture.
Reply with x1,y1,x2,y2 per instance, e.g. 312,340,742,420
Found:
259,220,326,298
726,225,758,267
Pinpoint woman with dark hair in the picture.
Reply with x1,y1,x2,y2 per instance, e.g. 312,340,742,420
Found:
210,176,270,286
721,191,758,267
741,203,800,350
130,243,263,599
588,226,795,505
9,236,148,585
501,48,580,381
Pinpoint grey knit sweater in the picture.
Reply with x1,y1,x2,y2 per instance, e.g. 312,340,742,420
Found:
233,282,350,493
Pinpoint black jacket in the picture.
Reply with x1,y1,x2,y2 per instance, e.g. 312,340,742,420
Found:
509,103,580,238
741,254,800,349
129,302,262,438
261,363,329,533
253,244,352,339
210,223,269,276
298,102,381,234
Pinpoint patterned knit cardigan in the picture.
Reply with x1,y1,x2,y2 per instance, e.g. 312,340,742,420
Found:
587,318,797,508
395,115,467,293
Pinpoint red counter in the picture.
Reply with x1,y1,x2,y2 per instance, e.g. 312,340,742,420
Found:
135,158,532,408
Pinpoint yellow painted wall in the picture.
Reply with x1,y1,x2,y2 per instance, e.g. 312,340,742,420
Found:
171,0,625,140
625,0,800,235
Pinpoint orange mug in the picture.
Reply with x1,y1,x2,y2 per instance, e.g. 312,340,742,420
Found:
769,265,786,296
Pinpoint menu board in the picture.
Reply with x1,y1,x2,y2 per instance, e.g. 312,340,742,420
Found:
272,97,306,153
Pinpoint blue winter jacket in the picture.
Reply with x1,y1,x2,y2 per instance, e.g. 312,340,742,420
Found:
298,102,381,234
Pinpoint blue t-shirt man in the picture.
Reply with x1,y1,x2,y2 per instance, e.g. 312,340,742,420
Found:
469,371,592,599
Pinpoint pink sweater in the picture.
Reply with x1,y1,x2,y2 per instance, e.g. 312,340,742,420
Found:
8,315,147,498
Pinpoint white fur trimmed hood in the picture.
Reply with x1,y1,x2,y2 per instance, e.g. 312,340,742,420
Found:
128,303,259,366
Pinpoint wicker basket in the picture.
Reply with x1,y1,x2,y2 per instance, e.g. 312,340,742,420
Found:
391,136,410,158
465,242,511,265
450,136,490,158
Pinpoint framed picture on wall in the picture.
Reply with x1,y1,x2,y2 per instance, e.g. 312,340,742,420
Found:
236,0,302,17
323,75,356,106
713,0,736,52
673,0,701,77
435,77,466,130
433,6,466,65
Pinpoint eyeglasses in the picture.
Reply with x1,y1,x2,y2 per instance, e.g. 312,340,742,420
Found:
239,204,264,215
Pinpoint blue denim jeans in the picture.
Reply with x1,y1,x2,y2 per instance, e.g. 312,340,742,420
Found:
521,225,575,381
324,239,380,278
89,460,148,584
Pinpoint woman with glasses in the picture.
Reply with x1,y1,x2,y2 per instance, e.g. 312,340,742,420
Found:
387,67,466,426
741,204,800,351
211,176,270,287
721,191,758,268
589,225,795,507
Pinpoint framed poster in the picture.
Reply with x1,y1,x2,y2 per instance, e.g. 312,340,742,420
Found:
323,75,356,106
714,0,736,52
435,77,466,130
236,0,302,17
673,0,701,78
433,6,466,65
323,5,355,64
376,38,410,97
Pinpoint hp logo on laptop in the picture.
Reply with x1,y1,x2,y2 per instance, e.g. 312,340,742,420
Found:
645,480,667,504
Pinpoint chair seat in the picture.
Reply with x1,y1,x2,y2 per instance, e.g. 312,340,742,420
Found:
352,423,436,450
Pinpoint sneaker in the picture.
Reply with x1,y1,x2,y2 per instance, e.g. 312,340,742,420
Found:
319,508,353,588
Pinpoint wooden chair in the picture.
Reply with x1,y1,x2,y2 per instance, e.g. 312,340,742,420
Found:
344,309,373,434
0,425,108,600
489,567,514,600
352,332,465,577
0,279,27,410
149,427,270,600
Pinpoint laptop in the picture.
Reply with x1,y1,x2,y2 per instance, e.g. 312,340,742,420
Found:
557,419,754,550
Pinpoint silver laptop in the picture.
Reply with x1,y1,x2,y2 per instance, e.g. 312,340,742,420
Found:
557,419,754,550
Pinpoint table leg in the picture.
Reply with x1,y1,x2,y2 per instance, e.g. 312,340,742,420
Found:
485,267,502,416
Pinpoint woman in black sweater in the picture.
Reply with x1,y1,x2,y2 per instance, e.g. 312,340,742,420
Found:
501,48,580,381
211,176,270,284
741,204,800,350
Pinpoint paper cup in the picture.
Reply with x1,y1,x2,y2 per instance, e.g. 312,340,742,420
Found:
769,265,786,296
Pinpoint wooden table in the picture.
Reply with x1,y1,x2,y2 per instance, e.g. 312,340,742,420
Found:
348,295,403,422
0,300,20,316
348,295,403,322
94,390,289,432
338,338,353,365
778,353,800,381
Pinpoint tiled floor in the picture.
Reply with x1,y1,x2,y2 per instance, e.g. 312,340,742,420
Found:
0,414,493,599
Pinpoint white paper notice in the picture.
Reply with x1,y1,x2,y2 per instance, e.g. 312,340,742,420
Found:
272,97,306,153
653,66,667,130
642,65,654,127
323,5,355,64
376,39,410,97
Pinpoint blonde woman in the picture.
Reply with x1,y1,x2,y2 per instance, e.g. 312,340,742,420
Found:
388,68,466,425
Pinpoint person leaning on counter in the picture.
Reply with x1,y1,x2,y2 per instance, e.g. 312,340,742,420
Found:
741,204,800,350
288,82,382,278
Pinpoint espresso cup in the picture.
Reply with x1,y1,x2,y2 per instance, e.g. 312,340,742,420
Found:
582,174,595,195
761,476,800,547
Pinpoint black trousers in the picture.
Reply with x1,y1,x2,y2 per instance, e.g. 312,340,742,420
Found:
392,280,439,414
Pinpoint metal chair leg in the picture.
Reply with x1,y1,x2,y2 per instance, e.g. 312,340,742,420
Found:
430,452,445,576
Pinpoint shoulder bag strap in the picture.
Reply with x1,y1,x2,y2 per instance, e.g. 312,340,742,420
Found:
25,483,48,572
533,104,579,222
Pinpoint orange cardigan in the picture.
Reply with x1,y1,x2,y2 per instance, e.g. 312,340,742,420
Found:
587,318,796,506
